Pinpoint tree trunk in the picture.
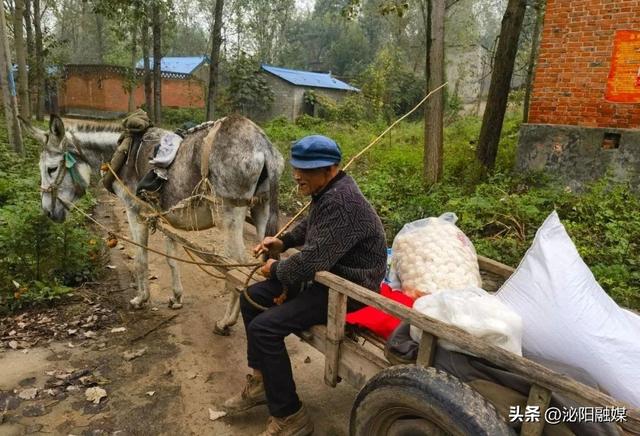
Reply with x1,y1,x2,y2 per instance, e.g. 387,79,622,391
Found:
423,0,445,185
128,25,137,113
206,0,224,121
0,8,24,154
14,0,30,118
95,12,105,64
523,0,545,123
24,0,34,112
141,17,153,120
152,2,162,124
33,0,44,119
476,0,527,170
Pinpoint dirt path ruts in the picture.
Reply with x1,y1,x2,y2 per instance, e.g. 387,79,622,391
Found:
0,190,356,436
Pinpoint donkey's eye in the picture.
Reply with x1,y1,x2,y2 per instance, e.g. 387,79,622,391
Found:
47,166,58,177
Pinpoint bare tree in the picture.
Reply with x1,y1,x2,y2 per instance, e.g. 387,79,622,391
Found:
206,0,224,121
0,5,24,154
523,0,545,123
142,16,153,120
152,0,162,123
95,11,105,63
33,0,44,119
128,24,137,112
24,0,34,111
14,0,30,118
476,0,527,170
423,0,445,184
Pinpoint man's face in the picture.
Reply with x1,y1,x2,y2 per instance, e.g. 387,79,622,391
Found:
292,166,335,196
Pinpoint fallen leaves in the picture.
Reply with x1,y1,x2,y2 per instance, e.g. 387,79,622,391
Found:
85,387,107,404
1,303,117,351
123,348,147,361
17,388,38,400
208,409,227,421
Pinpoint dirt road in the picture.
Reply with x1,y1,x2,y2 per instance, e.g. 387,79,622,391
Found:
0,192,357,435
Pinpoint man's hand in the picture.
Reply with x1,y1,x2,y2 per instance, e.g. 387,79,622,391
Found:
253,236,284,257
260,258,277,278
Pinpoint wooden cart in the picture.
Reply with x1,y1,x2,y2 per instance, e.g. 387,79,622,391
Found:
162,227,640,435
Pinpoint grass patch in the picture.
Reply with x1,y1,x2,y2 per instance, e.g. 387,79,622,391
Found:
0,118,105,314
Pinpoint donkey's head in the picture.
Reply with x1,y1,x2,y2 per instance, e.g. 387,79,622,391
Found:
21,115,91,222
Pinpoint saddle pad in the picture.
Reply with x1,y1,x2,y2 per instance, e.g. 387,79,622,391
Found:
149,132,182,168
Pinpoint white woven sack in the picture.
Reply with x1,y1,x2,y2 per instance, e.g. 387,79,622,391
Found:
496,211,640,407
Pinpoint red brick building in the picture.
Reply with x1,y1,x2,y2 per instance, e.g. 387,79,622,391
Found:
59,64,205,118
518,0,640,190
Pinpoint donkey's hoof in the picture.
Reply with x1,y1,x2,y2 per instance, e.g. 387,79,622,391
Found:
168,297,183,310
213,322,231,336
129,297,148,310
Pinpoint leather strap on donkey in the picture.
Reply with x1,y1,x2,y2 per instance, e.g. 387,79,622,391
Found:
102,109,152,193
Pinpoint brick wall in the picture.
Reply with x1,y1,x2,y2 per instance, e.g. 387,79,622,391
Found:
59,69,204,115
528,0,640,128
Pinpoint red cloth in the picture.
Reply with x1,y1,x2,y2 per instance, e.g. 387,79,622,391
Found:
345,283,415,339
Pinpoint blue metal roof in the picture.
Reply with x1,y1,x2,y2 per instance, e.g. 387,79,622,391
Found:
135,56,208,74
261,64,359,92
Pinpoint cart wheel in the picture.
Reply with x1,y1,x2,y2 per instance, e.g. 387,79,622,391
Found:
350,365,514,436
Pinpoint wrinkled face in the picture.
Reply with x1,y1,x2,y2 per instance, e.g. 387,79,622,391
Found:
292,165,338,196
24,116,90,222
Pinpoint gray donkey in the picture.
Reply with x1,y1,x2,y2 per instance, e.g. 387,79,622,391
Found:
22,114,283,334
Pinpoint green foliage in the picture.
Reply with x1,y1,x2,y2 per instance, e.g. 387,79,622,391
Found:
227,53,274,115
161,107,206,127
358,46,424,121
307,91,370,125
0,120,105,314
264,114,640,309
561,181,640,309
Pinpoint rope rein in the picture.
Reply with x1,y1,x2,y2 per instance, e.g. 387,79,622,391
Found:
59,197,260,269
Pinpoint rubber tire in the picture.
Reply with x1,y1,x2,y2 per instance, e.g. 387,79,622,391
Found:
350,365,515,436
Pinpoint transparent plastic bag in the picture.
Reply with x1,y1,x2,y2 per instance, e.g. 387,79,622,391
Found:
410,287,523,356
388,213,482,295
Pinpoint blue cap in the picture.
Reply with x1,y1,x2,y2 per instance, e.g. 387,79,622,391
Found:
290,135,342,169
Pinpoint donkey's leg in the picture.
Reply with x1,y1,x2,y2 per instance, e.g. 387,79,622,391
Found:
250,198,269,242
164,236,184,310
126,207,151,309
214,202,248,335
222,202,248,262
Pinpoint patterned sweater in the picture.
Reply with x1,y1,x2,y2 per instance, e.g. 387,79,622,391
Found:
271,171,387,292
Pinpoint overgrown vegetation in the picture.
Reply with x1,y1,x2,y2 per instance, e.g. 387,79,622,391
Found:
0,120,105,314
2,107,636,313
263,113,640,309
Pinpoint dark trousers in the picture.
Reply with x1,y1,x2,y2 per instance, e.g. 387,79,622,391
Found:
240,278,329,418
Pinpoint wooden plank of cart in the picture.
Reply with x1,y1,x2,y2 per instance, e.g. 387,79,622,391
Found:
161,226,639,435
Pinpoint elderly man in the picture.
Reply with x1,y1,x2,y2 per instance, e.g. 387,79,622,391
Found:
223,135,387,435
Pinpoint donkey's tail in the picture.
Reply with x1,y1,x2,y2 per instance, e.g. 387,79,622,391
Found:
265,157,280,237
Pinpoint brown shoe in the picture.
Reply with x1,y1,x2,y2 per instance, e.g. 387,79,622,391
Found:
222,374,267,414
259,404,314,436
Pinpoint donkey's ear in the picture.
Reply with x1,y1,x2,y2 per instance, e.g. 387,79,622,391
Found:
49,114,65,140
18,115,47,145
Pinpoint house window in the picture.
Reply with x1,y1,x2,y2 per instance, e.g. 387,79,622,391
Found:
602,132,621,150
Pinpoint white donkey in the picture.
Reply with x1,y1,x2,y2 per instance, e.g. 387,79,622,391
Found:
22,114,283,335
